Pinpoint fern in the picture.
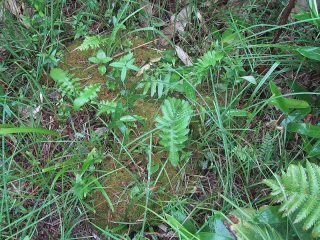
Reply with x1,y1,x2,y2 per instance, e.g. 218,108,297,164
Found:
136,64,185,99
50,68,80,98
195,50,224,76
78,36,107,51
97,100,118,115
264,161,320,237
155,97,193,166
73,84,101,110
137,73,171,99
258,132,274,162
232,222,284,240
232,145,254,163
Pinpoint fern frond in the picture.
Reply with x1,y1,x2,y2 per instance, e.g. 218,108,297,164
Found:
258,132,274,162
137,75,172,99
73,84,101,110
195,50,224,75
97,100,118,115
50,68,80,98
78,36,107,51
264,161,320,237
155,97,193,166
233,222,283,240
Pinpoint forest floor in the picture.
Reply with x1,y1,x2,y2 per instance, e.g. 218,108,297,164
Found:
1,0,320,239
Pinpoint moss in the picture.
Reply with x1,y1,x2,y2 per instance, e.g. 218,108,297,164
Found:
90,151,187,229
132,99,161,130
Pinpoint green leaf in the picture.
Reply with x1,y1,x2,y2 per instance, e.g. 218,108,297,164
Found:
297,47,320,61
88,56,99,64
90,50,112,65
221,29,236,44
254,206,285,225
110,62,125,68
98,65,107,75
269,81,289,113
127,63,140,71
50,68,79,97
157,79,164,98
109,53,139,82
269,98,310,111
281,108,311,125
196,51,224,75
162,49,176,63
73,84,101,110
50,68,67,81
293,11,312,21
172,210,197,234
264,161,320,237
97,50,112,63
309,140,320,157
240,76,256,85
0,85,4,96
200,213,234,239
250,62,279,101
309,0,320,27
166,214,195,239
183,81,196,101
0,125,59,136
287,122,320,138
96,49,107,61
269,81,310,114
120,67,127,82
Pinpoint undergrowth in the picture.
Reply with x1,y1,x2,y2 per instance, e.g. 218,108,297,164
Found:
0,0,320,239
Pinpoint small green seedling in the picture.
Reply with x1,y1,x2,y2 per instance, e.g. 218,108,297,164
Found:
89,49,112,75
109,52,140,82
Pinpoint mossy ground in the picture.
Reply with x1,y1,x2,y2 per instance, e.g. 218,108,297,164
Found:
59,35,202,229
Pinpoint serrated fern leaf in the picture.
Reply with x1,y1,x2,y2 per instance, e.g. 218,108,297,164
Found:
97,100,118,115
195,50,224,75
50,68,80,98
156,97,193,166
233,222,284,240
78,36,106,51
258,132,274,162
264,161,320,237
73,84,101,110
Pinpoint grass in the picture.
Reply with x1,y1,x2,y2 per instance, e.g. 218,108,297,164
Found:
1,0,320,239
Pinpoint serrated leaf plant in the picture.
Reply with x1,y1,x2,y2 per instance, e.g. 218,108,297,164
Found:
50,68,80,98
73,83,101,110
264,161,320,238
155,97,193,166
